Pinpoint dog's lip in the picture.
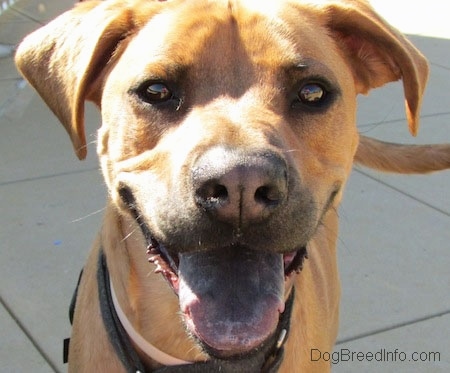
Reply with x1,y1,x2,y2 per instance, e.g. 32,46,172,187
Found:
147,248,180,292
284,245,308,277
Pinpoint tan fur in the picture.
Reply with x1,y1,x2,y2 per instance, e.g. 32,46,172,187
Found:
356,136,450,173
15,0,450,372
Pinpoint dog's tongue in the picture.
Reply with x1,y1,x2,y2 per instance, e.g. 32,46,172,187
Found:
178,247,284,358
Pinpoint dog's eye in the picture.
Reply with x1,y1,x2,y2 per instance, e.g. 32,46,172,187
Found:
133,81,176,105
141,82,173,103
298,83,326,104
291,80,336,112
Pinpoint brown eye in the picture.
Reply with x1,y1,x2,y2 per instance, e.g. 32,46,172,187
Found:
143,82,172,103
134,81,174,105
298,83,325,104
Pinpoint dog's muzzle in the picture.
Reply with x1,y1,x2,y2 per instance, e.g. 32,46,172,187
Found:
118,148,308,358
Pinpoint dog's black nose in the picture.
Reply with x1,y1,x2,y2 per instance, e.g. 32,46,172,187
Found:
192,148,288,227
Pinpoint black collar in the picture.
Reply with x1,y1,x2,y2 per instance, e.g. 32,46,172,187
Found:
69,249,295,372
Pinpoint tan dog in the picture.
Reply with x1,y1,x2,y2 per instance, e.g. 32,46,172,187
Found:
15,0,450,372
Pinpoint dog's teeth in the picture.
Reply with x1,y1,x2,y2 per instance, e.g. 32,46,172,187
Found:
148,256,158,263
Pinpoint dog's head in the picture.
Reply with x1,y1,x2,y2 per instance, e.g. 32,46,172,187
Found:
16,0,427,359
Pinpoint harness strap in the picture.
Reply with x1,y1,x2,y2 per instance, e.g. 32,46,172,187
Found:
63,269,83,364
97,249,147,373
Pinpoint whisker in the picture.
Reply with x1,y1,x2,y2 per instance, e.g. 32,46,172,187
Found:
120,216,141,243
86,139,98,147
121,227,140,243
331,207,352,254
71,207,106,223
282,148,301,154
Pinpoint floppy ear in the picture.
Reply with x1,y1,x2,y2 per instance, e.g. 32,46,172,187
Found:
322,0,429,136
15,0,141,159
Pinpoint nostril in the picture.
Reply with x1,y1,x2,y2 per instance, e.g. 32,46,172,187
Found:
210,183,228,200
196,182,229,209
255,185,284,206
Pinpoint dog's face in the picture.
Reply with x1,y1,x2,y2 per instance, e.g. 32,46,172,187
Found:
15,0,427,360
99,1,358,355
102,2,358,256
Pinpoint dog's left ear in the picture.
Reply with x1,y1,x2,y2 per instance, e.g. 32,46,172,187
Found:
323,0,429,135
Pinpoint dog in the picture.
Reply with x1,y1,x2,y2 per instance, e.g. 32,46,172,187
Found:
15,0,450,371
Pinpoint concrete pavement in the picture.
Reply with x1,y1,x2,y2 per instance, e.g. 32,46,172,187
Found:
1,1,449,371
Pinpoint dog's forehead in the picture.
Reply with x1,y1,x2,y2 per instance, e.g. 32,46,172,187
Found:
123,0,330,72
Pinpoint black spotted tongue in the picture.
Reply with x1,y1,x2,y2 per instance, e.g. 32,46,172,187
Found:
178,246,285,358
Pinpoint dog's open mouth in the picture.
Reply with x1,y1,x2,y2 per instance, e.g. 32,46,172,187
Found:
144,227,307,358
119,187,307,357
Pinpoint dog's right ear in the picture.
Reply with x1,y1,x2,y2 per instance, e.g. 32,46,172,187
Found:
15,1,151,159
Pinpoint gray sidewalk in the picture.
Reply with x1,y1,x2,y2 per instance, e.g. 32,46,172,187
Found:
1,1,449,372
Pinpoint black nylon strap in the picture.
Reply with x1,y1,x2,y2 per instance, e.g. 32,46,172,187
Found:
97,249,147,373
69,269,84,325
63,269,84,364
